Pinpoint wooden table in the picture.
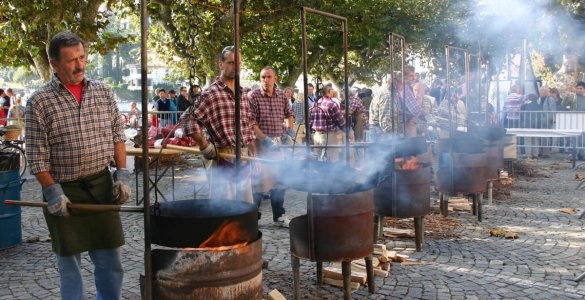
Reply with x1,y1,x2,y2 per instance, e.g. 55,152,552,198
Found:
126,145,185,205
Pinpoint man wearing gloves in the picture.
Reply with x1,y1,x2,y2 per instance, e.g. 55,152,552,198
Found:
179,45,257,203
248,66,295,227
25,31,130,300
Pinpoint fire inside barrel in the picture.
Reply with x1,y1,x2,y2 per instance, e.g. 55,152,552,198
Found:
142,199,263,300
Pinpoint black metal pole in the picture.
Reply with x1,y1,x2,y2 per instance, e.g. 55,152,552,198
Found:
300,6,315,262
139,0,152,298
342,20,350,165
389,34,395,132
401,37,406,138
233,0,242,196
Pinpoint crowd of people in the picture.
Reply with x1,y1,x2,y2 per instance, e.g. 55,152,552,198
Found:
0,88,26,127
502,81,585,160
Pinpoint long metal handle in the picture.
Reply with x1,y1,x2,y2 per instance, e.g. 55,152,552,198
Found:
165,144,276,163
4,200,143,213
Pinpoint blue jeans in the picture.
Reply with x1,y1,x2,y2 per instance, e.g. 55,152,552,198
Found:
56,248,124,300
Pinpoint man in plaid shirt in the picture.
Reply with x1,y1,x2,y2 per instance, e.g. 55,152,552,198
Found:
310,85,350,162
25,31,128,300
248,66,294,227
180,46,257,203
348,92,368,142
370,69,431,138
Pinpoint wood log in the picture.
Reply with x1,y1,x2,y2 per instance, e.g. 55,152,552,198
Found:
373,244,388,257
322,277,360,290
386,250,398,261
379,262,391,271
353,258,380,268
322,267,367,285
268,289,287,300
349,261,389,277
383,227,415,238
394,254,409,262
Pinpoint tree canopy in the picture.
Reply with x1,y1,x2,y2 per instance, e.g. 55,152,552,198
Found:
1,0,584,89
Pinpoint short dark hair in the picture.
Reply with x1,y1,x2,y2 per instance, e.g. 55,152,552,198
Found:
0,89,4,94
158,88,166,93
48,31,84,62
576,82,585,89
308,83,314,88
218,45,235,61
168,89,176,94
261,66,277,76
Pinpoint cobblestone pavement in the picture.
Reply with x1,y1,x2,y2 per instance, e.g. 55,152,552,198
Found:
1,154,585,299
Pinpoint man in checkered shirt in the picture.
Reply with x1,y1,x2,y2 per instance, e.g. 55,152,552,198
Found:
25,31,129,300
180,46,257,203
248,66,295,227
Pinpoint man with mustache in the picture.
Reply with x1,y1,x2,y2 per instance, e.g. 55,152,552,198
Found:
25,31,129,299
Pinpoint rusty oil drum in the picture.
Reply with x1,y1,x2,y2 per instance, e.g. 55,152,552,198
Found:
290,189,374,262
374,165,431,218
145,233,263,300
485,142,504,180
437,152,487,193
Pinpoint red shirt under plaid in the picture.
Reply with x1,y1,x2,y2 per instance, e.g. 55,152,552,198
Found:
180,76,256,148
310,96,346,132
248,88,293,138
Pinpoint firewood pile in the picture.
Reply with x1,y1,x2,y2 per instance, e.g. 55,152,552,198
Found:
322,244,396,291
383,214,461,240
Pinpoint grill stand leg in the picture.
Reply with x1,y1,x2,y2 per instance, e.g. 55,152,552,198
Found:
487,181,493,205
440,193,449,217
291,255,300,300
573,271,585,282
342,261,352,300
374,215,383,240
316,262,323,285
365,256,375,293
471,194,477,216
472,193,482,222
414,216,424,251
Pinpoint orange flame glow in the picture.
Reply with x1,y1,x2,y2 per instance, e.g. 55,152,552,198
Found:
185,221,252,251
395,156,421,170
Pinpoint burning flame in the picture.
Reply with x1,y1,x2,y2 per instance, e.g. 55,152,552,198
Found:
395,156,421,170
184,221,251,251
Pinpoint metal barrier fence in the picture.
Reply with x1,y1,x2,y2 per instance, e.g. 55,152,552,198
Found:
119,110,185,129
502,110,585,157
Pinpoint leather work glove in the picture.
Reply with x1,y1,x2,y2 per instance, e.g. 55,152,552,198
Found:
42,183,71,217
113,168,132,205
285,127,296,138
262,136,277,150
201,143,217,159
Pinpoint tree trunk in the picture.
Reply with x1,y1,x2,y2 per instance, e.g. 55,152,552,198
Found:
31,52,51,83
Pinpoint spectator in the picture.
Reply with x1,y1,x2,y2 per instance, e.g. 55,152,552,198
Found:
503,85,524,128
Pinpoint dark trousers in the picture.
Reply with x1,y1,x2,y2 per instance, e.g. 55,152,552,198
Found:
253,189,286,221
270,189,286,221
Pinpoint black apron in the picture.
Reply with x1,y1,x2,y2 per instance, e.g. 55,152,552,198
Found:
43,168,124,256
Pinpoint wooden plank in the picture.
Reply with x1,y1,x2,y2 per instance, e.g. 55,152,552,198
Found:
322,277,360,290
268,289,287,300
383,227,415,238
322,267,367,285
350,261,389,277
391,254,409,262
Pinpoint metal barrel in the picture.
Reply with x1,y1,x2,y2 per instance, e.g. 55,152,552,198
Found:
0,170,22,249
